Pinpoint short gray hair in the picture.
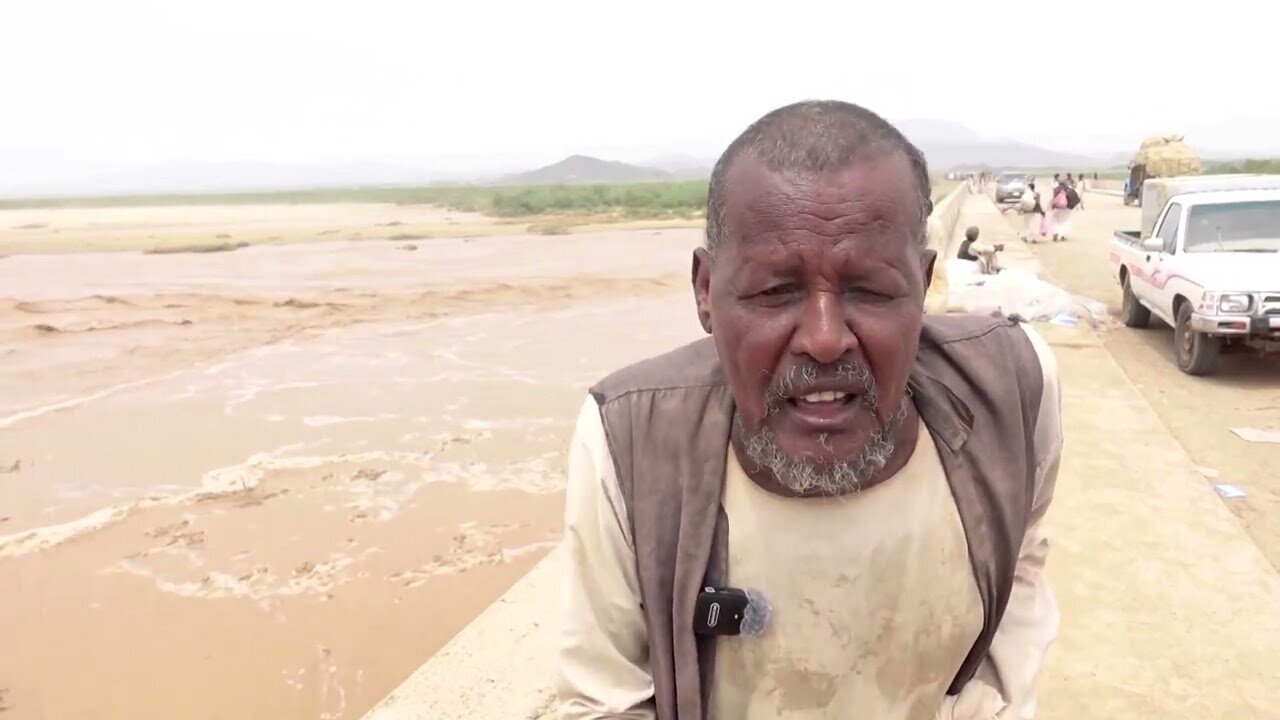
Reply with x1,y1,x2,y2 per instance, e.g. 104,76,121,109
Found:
704,100,932,256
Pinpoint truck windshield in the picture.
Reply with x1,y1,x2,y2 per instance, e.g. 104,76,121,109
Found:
1184,200,1280,252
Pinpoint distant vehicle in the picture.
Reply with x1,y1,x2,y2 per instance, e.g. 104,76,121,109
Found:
1124,134,1201,206
994,173,1031,203
1110,175,1280,375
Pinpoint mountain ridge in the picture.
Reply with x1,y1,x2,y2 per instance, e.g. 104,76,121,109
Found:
5,119,1263,199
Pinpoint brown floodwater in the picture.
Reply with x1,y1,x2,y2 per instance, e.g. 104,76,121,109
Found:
0,225,705,719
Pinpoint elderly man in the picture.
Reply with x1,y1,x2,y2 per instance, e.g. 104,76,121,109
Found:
557,101,1062,720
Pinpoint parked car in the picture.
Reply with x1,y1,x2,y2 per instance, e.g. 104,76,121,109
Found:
1110,175,1280,375
994,173,1031,203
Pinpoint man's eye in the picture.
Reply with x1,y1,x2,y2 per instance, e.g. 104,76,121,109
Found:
759,284,796,297
845,286,892,300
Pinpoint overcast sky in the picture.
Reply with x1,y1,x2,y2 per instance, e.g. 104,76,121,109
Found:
4,0,1276,190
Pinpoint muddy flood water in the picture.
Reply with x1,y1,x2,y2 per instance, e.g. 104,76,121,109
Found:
0,225,704,719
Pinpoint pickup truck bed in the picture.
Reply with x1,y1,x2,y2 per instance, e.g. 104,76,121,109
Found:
1109,231,1147,287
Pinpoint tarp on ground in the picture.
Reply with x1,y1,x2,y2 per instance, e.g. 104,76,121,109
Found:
943,261,1109,327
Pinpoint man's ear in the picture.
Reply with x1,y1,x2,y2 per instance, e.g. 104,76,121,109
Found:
920,247,937,296
691,247,713,334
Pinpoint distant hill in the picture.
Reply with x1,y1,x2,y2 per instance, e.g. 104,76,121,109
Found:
918,140,1100,172
644,154,715,179
892,119,1102,171
894,119,984,146
499,155,675,185
15,117,1251,201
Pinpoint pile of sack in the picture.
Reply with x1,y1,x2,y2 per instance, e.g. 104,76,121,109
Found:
1131,134,1201,178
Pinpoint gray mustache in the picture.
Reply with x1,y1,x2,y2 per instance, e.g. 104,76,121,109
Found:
764,360,878,414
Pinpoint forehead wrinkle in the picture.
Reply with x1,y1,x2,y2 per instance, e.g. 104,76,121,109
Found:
731,227,914,285
738,220,905,262
744,189,900,240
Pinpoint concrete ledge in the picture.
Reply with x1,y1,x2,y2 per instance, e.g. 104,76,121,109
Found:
925,183,970,314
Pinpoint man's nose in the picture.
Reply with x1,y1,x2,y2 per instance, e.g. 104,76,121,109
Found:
790,291,857,364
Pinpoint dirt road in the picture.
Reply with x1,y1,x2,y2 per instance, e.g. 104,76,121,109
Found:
1006,188,1280,568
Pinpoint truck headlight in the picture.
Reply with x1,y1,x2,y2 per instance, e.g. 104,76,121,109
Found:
1219,293,1253,313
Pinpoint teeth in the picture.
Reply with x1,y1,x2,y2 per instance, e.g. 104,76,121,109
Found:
800,391,848,403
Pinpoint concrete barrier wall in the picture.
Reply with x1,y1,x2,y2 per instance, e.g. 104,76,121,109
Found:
361,181,981,720
924,182,968,314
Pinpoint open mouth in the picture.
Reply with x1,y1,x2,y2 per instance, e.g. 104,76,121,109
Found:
782,390,863,429
789,390,856,408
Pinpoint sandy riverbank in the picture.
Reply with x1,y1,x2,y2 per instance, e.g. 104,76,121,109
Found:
0,202,703,255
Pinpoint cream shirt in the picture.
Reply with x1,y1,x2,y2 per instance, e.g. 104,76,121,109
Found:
557,324,1062,720
710,420,981,720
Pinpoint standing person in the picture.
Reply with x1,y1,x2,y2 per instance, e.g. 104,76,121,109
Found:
558,100,1062,720
1020,181,1045,243
1049,178,1079,242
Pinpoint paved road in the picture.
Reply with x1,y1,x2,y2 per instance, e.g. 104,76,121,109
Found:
1004,186,1280,568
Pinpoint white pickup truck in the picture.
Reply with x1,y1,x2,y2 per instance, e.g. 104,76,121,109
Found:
1110,175,1280,375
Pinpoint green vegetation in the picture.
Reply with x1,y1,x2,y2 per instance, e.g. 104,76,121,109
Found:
486,181,706,217
0,180,710,218
930,179,960,201
4,174,979,221
1204,158,1280,175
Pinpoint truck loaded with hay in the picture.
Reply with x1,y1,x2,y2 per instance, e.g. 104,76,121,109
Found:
1124,134,1201,205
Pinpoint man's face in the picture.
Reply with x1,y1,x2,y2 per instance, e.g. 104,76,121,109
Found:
692,153,932,493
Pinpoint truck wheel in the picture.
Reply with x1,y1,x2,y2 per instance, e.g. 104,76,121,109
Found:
1120,277,1150,328
1174,302,1220,375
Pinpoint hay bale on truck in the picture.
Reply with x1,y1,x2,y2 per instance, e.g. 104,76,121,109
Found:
1124,134,1201,205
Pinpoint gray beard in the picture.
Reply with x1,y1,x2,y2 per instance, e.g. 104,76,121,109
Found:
733,361,911,496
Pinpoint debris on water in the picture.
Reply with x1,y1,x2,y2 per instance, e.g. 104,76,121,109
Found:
0,459,20,474
1213,483,1247,499
1229,427,1280,444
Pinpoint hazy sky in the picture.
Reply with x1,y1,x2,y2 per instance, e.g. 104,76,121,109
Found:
5,0,1277,187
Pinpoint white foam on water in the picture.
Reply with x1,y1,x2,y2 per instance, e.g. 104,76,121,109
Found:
0,442,305,558
302,413,402,427
0,429,569,558
107,548,379,607
388,527,559,589
0,367,192,429
224,380,333,410
457,416,556,431
427,452,564,494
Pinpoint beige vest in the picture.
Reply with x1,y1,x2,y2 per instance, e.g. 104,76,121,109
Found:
588,314,1044,720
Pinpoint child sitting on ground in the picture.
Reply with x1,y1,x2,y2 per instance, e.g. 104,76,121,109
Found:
955,226,1004,275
